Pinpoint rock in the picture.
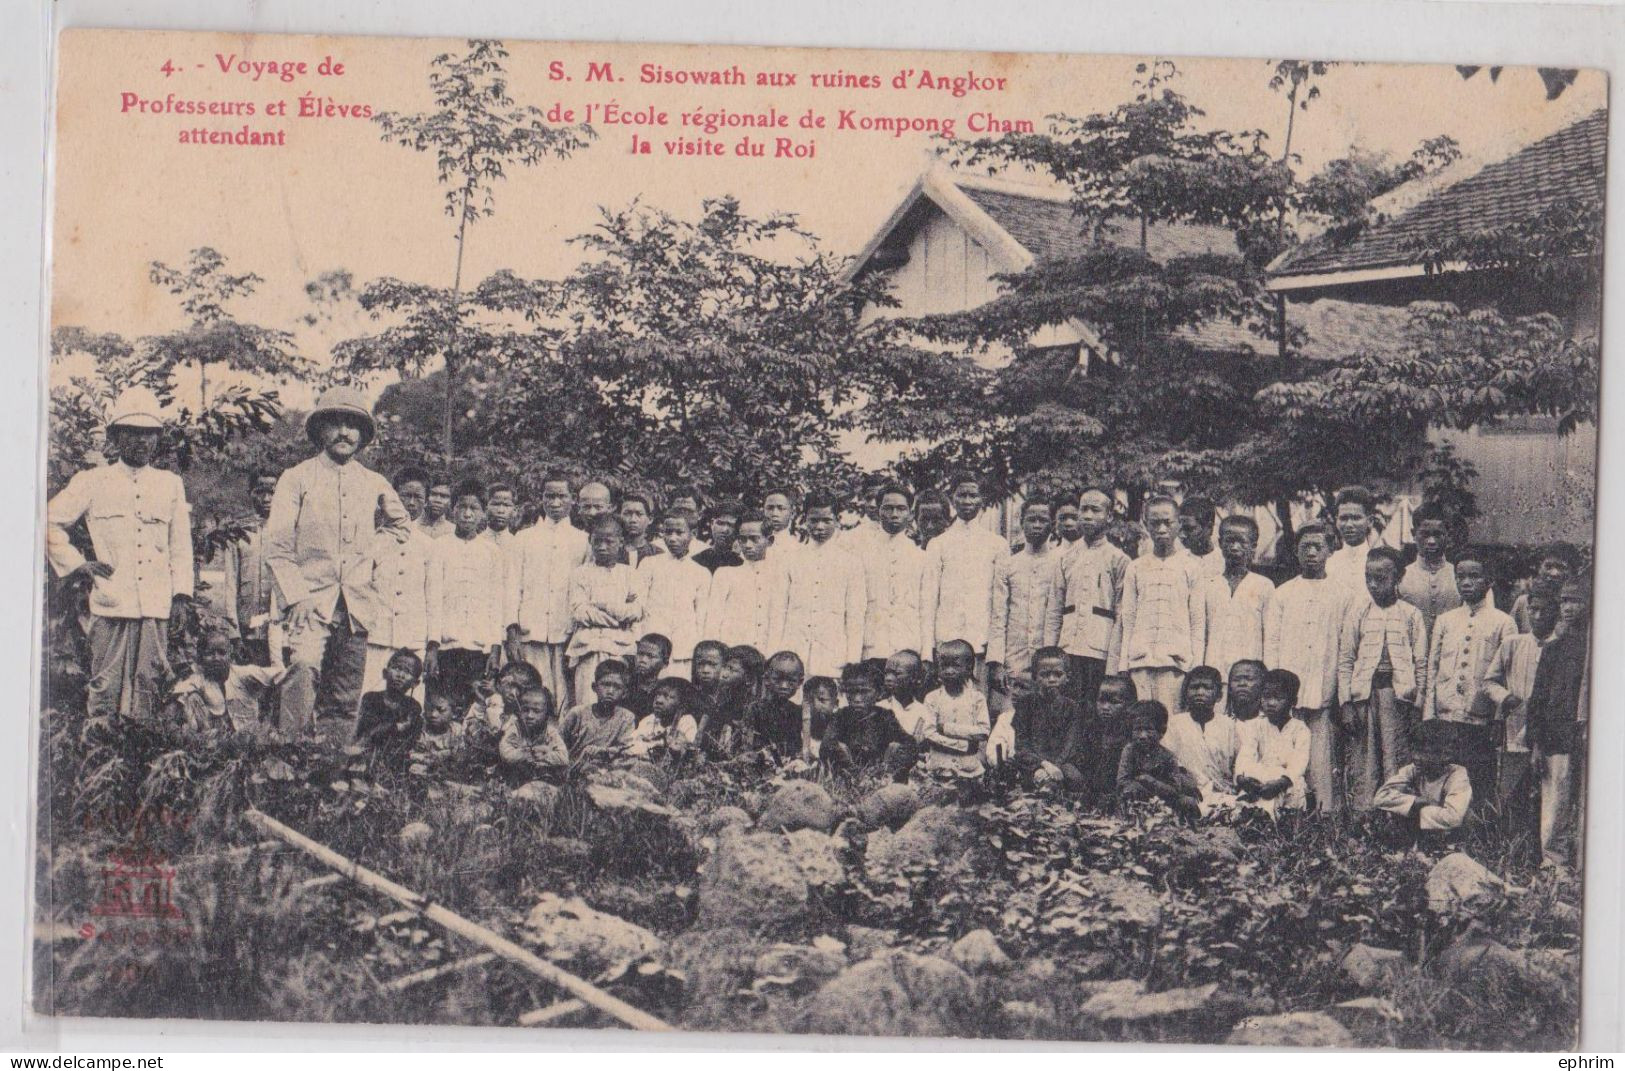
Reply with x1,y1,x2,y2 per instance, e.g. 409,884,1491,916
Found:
1227,1012,1354,1048
511,781,560,815
752,936,847,988
864,805,967,881
397,821,433,849
1165,826,1243,871
1078,980,1227,1024
856,784,920,830
1327,997,1404,1041
949,929,1011,974
757,781,838,833
1434,931,1564,994
1001,999,1057,1032
587,782,679,819
522,892,663,969
1425,852,1507,913
1340,943,1408,990
782,829,846,886
804,952,975,1038
700,831,828,927
699,806,753,835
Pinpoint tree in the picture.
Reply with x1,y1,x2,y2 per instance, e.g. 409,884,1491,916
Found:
144,247,308,410
371,39,595,460
1267,61,1337,166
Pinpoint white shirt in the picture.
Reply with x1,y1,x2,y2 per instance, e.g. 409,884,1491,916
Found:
1202,571,1275,681
1234,715,1311,811
860,529,926,660
47,462,194,618
566,561,644,662
1264,575,1342,710
988,543,1060,675
920,517,1009,657
703,557,786,653
777,537,867,677
1424,600,1517,722
1163,709,1241,797
1114,550,1207,673
358,526,432,651
638,553,711,664
1325,534,1377,600
427,534,505,651
505,516,588,645
882,696,929,737
1051,536,1129,661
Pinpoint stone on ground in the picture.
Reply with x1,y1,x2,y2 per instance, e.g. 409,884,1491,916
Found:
1425,852,1508,913
864,805,968,881
949,928,1011,974
698,805,753,835
1340,943,1408,990
397,821,433,849
522,892,663,968
856,784,919,830
701,830,846,926
756,780,838,833
804,951,975,1038
1227,1011,1354,1047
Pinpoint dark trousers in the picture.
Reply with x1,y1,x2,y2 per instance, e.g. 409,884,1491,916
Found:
1068,654,1107,712
283,596,368,739
1447,721,1497,819
434,648,489,718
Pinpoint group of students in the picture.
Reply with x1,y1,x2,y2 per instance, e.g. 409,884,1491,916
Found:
48,388,1591,867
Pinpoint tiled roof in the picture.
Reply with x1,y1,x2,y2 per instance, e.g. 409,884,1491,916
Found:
959,186,1238,264
1272,109,1608,277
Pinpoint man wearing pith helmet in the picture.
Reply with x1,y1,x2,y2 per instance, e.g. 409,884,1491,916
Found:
46,386,194,721
263,387,410,738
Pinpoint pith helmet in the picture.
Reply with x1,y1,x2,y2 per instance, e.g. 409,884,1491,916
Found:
105,386,164,432
304,386,377,448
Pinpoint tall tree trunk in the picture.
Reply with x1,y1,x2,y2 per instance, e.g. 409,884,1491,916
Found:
1274,495,1298,574
445,194,470,463
199,361,208,412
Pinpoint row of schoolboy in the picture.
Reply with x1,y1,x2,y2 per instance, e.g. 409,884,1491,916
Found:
49,389,1588,865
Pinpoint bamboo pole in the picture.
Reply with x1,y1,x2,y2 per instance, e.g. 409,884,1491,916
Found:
244,809,671,1032
383,953,497,992
518,999,590,1027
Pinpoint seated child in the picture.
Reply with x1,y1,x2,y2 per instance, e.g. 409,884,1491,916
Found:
1087,674,1139,805
1234,669,1311,814
1222,659,1265,724
499,684,568,787
410,692,466,776
920,639,992,780
688,639,726,739
1373,719,1473,848
820,659,914,777
1116,700,1203,821
697,644,765,758
355,648,427,771
880,650,928,737
166,629,286,742
467,660,543,734
742,651,807,762
560,658,638,763
628,677,700,759
1161,665,1241,808
624,632,673,718
802,675,839,760
1010,646,1093,793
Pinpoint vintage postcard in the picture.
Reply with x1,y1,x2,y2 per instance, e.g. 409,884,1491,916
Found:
34,26,1603,1049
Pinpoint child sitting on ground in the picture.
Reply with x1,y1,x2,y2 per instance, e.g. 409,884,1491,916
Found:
819,659,914,778
1010,646,1093,793
1373,719,1473,849
624,632,673,718
697,644,765,757
1116,700,1203,821
355,648,426,771
628,677,700,759
920,639,992,781
498,684,568,789
467,660,543,734
802,675,839,760
688,639,726,737
1234,669,1311,814
1088,674,1139,804
166,629,287,742
880,650,928,737
560,658,638,763
1162,665,1241,809
742,651,808,763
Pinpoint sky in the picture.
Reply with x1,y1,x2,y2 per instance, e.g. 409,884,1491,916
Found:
48,29,1607,404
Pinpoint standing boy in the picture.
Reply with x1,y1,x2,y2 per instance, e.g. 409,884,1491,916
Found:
1524,575,1591,870
1325,486,1380,599
1264,523,1344,811
221,468,279,665
1477,580,1559,848
47,387,194,722
1398,507,1460,643
357,470,435,705
1053,500,1084,548
638,509,710,677
860,486,925,663
1178,495,1225,577
1050,488,1129,711
484,483,521,546
1339,546,1428,810
506,472,588,712
565,515,644,703
703,511,785,654
1423,557,1516,806
1510,543,1581,634
913,490,952,549
1201,514,1274,682
693,500,745,573
425,480,505,719
1113,495,1206,715
777,492,866,679
420,479,454,539
988,498,1060,700
760,488,799,564
618,492,664,565
920,474,1008,684
262,387,410,736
